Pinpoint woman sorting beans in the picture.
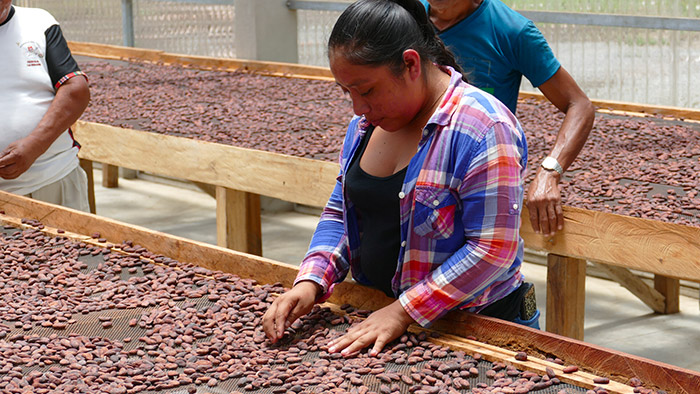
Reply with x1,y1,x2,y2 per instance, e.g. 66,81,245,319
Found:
262,0,539,357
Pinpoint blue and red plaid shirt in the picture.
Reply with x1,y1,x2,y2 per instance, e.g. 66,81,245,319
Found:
296,67,528,327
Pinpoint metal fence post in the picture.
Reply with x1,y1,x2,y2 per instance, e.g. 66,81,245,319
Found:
121,0,135,47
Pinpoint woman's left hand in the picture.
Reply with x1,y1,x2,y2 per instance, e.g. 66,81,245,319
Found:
328,299,414,357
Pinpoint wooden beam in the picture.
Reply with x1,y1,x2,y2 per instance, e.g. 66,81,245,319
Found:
0,190,699,394
430,333,636,393
654,275,681,314
68,41,334,81
594,263,666,313
519,91,700,122
215,186,262,256
430,311,700,394
546,254,586,340
78,159,96,214
521,205,700,283
192,181,216,198
102,164,119,188
73,121,338,208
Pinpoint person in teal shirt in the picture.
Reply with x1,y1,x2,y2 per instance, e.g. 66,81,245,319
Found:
421,0,595,237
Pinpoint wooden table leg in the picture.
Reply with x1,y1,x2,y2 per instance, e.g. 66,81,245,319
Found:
216,186,262,256
654,275,680,314
546,254,586,340
102,164,119,188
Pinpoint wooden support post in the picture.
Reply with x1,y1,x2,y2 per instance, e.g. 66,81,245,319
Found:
216,186,262,256
79,159,96,214
546,254,586,340
102,164,119,188
654,275,680,314
594,263,666,313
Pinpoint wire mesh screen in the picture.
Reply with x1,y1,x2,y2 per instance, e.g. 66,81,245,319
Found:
14,0,236,58
15,0,124,45
132,1,236,58
525,24,700,109
297,9,339,69
506,0,700,17
11,0,700,108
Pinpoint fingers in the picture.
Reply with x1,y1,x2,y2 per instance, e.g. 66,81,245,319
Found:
537,204,551,236
528,203,540,234
263,283,318,344
554,201,564,232
0,163,20,180
262,296,296,343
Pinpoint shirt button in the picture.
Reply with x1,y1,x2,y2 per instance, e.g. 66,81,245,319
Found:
423,129,428,136
398,191,405,199
401,241,406,247
512,203,519,210
433,199,440,206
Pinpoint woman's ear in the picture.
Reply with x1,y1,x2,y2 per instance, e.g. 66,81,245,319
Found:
402,49,422,81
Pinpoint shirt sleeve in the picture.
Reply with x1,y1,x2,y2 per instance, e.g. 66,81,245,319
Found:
44,24,86,89
294,119,360,301
399,120,525,327
513,21,561,88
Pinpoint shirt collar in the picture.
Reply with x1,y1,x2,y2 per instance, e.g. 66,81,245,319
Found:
425,65,464,128
0,6,14,27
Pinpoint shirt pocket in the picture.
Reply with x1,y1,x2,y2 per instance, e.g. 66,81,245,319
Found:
413,186,459,239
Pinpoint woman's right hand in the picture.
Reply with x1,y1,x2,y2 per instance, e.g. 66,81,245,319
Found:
262,280,321,343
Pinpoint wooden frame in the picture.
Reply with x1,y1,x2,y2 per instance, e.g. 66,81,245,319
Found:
69,42,700,340
0,191,698,394
73,121,700,340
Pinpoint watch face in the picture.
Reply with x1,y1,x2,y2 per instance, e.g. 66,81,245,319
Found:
541,157,562,174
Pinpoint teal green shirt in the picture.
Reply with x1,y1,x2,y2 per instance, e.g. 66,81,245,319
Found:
422,0,560,113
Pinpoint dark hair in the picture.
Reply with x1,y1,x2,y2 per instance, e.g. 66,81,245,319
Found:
328,0,467,82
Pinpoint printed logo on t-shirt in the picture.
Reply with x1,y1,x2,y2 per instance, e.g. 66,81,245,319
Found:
19,41,44,67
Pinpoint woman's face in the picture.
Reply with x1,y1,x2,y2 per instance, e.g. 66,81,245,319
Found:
329,50,423,132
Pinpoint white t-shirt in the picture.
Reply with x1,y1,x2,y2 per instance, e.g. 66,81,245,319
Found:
0,6,83,195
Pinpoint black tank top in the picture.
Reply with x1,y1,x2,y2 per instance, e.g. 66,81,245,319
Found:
345,127,408,297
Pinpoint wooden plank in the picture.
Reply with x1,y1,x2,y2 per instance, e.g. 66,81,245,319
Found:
655,275,681,314
215,186,262,256
78,158,96,214
74,122,700,281
68,41,334,81
0,190,298,287
429,334,636,393
72,121,338,208
521,205,700,283
595,263,666,313
519,91,700,122
102,164,119,188
546,254,587,340
430,312,700,394
0,190,698,394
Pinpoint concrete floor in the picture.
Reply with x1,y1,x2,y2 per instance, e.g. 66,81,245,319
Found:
90,170,700,373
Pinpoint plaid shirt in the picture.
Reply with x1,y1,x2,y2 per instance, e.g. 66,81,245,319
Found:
296,68,528,327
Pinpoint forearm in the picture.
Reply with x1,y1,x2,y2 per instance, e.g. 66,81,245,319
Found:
545,97,595,172
27,75,89,155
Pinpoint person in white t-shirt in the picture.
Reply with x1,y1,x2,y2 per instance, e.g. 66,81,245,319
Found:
0,0,90,211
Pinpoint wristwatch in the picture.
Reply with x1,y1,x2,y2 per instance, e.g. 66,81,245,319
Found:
541,156,564,175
